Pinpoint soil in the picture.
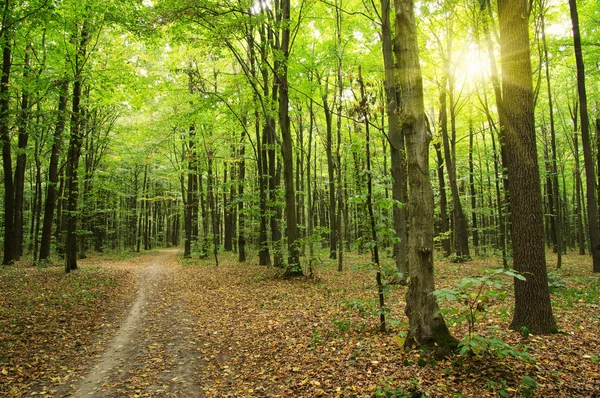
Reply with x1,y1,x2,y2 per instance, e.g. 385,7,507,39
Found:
65,248,204,397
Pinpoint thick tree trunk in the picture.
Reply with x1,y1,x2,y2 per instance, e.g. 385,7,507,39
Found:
569,0,600,272
13,49,31,259
1,41,15,265
64,78,83,272
395,0,457,356
39,81,69,261
278,0,300,275
497,0,556,333
381,0,408,278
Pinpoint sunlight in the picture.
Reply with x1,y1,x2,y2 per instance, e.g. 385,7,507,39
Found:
455,44,488,86
250,0,272,15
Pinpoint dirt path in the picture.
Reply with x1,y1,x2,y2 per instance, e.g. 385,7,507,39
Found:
70,249,205,397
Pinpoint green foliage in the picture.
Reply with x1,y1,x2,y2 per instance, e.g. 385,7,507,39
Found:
374,378,427,398
433,269,534,363
547,272,567,291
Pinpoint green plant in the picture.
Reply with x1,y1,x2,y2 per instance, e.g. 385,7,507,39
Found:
520,375,537,397
433,268,523,336
433,269,535,363
547,272,567,291
374,378,428,398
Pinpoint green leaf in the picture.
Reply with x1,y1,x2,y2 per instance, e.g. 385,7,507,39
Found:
522,375,537,389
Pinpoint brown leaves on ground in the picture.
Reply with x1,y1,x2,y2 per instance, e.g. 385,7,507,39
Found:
1,249,599,397
0,255,138,397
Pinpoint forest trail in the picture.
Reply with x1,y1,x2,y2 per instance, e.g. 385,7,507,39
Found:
70,249,205,398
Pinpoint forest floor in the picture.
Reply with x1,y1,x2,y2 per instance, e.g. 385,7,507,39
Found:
0,248,599,397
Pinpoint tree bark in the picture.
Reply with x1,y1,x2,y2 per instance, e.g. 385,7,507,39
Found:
540,9,562,268
569,0,600,272
13,48,31,259
278,0,301,275
39,81,69,261
0,39,15,265
468,122,479,254
323,90,337,260
497,0,557,333
434,142,451,256
395,0,457,356
381,0,408,278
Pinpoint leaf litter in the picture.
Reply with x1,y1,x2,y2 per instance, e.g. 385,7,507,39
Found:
0,249,598,397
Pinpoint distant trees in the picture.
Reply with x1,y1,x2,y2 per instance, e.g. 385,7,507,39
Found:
0,0,597,302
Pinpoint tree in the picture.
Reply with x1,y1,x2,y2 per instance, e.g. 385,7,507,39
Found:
568,0,600,273
496,0,556,333
395,0,458,356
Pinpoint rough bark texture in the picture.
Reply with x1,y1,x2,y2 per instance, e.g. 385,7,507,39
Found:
39,81,69,261
278,0,300,275
497,0,556,333
381,0,408,278
569,0,600,273
0,41,15,265
395,0,457,356
13,49,31,260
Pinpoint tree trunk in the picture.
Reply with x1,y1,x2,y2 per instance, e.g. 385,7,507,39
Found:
1,40,15,265
540,10,562,268
497,0,556,333
64,23,90,273
39,81,69,261
323,90,337,260
569,0,600,272
381,0,408,278
434,142,451,256
278,0,300,275
184,125,198,258
13,48,31,259
440,76,470,260
395,0,457,356
468,122,479,254
238,128,246,262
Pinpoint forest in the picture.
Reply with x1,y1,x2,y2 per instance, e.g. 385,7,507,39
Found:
0,0,599,396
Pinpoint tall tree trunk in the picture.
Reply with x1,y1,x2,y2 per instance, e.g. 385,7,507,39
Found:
64,23,89,273
207,146,219,265
497,0,556,333
1,39,15,265
323,90,337,260
184,125,198,258
569,0,600,272
13,48,31,259
434,142,451,256
381,0,408,278
395,0,457,356
468,122,479,254
238,128,246,262
440,74,470,260
358,66,386,332
540,9,562,268
39,81,69,261
278,0,300,275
